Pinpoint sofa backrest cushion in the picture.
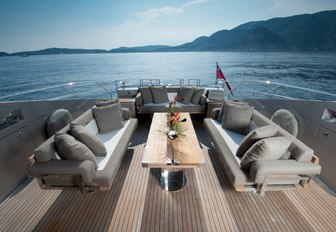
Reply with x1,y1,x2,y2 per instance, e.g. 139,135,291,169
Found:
240,136,292,170
92,104,124,133
222,102,254,135
150,86,169,103
236,125,279,157
177,87,195,104
70,123,107,157
217,100,248,123
139,87,153,104
190,88,204,105
54,132,98,169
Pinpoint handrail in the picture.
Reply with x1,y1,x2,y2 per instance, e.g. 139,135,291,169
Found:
229,80,336,100
1,79,335,102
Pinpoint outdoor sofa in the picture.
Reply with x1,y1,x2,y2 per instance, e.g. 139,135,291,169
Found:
204,100,321,195
135,86,207,114
27,101,138,193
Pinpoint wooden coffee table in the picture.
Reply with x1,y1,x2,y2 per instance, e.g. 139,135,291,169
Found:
142,113,205,191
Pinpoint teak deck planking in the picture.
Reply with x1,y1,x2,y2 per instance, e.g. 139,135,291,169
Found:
0,115,335,232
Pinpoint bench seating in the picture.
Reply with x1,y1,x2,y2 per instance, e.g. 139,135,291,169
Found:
27,107,137,192
204,108,321,195
135,86,207,114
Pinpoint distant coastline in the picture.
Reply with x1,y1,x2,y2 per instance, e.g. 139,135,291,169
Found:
1,10,335,57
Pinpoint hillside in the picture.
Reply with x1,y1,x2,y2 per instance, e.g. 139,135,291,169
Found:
175,10,336,51
4,10,336,55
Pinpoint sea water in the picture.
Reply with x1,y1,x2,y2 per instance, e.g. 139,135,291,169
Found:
0,52,335,101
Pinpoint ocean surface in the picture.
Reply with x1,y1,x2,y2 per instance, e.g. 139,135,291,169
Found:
0,52,335,101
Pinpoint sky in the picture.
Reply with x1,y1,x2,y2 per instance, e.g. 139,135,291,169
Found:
0,0,335,53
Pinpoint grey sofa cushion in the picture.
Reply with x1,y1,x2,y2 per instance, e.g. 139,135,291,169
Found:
177,87,195,104
54,133,98,169
240,136,292,170
190,88,204,105
70,123,107,156
150,86,169,103
222,102,254,135
95,99,119,107
92,104,124,133
217,100,248,123
236,125,279,157
139,87,153,104
47,109,73,137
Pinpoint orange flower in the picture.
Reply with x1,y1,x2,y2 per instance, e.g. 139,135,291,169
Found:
175,112,180,121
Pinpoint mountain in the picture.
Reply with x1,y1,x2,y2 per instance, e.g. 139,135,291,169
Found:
0,52,9,57
3,10,336,55
175,10,336,51
110,45,172,53
10,48,109,56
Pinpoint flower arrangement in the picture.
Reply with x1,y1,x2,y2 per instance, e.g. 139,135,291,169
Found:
167,95,188,139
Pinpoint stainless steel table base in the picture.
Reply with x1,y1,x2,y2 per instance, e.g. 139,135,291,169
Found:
160,169,186,191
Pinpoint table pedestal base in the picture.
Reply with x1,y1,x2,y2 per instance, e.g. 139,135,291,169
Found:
160,169,186,191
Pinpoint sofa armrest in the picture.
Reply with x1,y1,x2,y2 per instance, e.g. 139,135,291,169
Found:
135,92,143,106
211,108,221,120
200,93,207,106
27,159,96,184
250,159,321,183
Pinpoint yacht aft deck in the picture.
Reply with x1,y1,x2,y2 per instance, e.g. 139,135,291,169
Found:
1,116,335,232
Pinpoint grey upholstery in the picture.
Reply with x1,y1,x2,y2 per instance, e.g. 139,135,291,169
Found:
54,132,98,169
271,109,299,137
136,87,207,114
240,136,292,170
47,109,73,137
177,87,194,104
139,87,153,104
221,102,254,135
236,125,279,157
70,123,107,156
27,107,138,191
150,86,169,103
190,88,204,105
204,109,321,192
92,104,124,133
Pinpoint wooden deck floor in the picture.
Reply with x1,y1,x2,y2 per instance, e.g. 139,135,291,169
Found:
0,116,335,232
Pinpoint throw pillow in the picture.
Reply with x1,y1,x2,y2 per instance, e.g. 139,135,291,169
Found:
70,123,107,156
221,102,254,135
177,87,195,104
95,99,119,107
236,125,279,157
47,109,73,137
150,86,169,103
139,87,153,104
240,136,292,170
190,88,204,105
217,100,248,123
54,133,98,169
92,104,124,133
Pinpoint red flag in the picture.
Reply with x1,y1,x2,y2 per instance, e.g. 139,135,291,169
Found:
216,62,233,96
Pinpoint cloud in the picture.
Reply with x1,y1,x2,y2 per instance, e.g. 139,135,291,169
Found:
135,0,209,23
